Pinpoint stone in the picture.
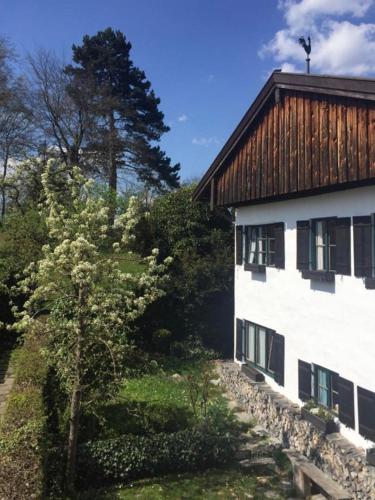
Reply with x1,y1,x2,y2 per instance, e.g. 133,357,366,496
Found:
218,361,374,498
171,373,182,381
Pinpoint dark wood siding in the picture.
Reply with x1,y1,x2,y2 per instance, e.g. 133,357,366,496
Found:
214,91,375,207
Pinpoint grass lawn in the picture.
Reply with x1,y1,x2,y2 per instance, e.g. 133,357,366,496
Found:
85,358,227,439
83,467,290,499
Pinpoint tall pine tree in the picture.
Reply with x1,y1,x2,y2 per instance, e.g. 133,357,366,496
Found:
65,28,180,200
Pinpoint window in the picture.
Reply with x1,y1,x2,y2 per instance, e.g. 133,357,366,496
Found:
297,217,351,278
244,223,284,270
313,219,336,272
299,360,355,430
243,320,284,385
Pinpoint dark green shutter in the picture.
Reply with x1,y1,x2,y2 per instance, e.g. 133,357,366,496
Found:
236,226,243,265
274,223,285,269
353,216,372,277
269,332,285,386
335,217,351,275
236,318,244,361
358,386,375,441
297,220,310,270
298,360,312,401
338,377,355,429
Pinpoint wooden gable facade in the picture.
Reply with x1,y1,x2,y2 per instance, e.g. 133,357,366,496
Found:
193,71,375,207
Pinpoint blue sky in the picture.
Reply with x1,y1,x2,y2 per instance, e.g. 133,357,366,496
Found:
1,0,374,181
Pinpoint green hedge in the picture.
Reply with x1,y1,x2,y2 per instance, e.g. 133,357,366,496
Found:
0,334,48,499
76,426,236,489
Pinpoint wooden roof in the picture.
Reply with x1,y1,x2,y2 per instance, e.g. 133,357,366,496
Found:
193,71,375,206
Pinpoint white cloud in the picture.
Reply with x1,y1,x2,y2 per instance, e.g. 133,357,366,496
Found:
279,0,372,32
178,114,188,123
260,0,375,76
192,136,220,147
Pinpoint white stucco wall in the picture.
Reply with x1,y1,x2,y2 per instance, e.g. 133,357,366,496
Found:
234,184,375,449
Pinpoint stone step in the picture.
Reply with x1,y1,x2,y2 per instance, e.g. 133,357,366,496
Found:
239,457,276,473
234,410,253,424
311,495,326,500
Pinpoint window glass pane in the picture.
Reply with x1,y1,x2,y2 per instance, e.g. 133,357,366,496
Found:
315,221,326,271
248,228,257,263
317,368,330,407
316,221,324,245
257,327,266,368
246,324,255,362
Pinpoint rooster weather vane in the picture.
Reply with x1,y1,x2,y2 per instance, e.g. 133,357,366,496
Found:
298,36,311,74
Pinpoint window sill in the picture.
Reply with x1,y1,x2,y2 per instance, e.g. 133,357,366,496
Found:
301,270,335,282
365,277,375,290
241,363,265,382
244,263,266,273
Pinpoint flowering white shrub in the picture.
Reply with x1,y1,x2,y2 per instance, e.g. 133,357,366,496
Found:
12,160,171,486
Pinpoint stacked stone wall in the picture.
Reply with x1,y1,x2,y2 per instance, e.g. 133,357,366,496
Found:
219,362,375,499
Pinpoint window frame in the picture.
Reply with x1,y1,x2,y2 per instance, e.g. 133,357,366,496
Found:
312,364,339,412
311,218,337,273
244,224,277,269
244,320,275,378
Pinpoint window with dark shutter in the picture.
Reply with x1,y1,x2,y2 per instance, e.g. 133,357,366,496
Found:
353,216,372,277
274,223,285,269
338,377,355,429
358,386,375,441
297,221,310,270
298,360,312,401
236,318,244,361
236,226,243,265
335,218,351,275
269,333,285,386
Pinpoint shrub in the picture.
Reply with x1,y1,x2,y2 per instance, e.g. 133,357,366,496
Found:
76,426,236,489
0,334,48,500
169,336,218,360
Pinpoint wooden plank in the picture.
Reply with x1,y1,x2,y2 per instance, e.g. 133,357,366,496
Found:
285,450,351,500
284,94,290,193
267,106,273,196
290,94,297,192
279,96,285,193
297,95,305,191
320,98,329,186
347,102,358,181
245,138,251,200
337,102,348,183
261,113,268,197
251,129,257,200
210,178,215,210
242,143,248,200
357,105,368,180
369,106,375,178
236,149,242,202
273,102,279,195
328,98,338,185
311,98,320,188
304,97,312,190
256,122,262,198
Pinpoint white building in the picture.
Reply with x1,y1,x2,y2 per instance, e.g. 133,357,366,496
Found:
194,71,375,449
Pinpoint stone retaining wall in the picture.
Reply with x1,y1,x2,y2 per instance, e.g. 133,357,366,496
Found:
219,361,375,500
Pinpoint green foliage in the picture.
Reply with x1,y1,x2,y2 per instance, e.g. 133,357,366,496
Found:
169,336,218,360
82,468,290,500
0,207,47,283
134,184,234,355
0,333,48,499
76,427,236,489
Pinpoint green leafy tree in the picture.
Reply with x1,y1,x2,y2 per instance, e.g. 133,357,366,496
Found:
65,28,180,206
12,160,171,492
135,184,234,354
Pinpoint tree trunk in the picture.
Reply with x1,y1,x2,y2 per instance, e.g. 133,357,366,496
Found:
108,111,117,226
1,151,9,219
66,287,85,494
